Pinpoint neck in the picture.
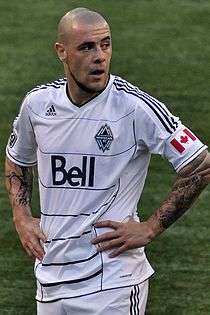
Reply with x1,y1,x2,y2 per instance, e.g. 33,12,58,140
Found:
66,78,99,106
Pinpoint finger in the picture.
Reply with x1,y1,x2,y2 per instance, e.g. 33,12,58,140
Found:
97,238,125,252
109,244,128,258
94,220,120,230
30,239,45,259
36,230,47,242
92,231,119,244
27,245,42,260
28,244,44,261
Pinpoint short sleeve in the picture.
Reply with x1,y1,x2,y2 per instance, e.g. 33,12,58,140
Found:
135,95,207,172
6,96,37,166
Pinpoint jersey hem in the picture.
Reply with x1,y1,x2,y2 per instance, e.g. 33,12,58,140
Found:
36,272,154,303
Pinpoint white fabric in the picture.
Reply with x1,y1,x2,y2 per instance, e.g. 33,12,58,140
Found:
37,280,149,315
6,75,207,302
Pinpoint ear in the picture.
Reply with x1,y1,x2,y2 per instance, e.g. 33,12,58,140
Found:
54,42,67,62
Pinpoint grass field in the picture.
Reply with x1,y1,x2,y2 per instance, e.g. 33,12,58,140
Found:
0,1,210,314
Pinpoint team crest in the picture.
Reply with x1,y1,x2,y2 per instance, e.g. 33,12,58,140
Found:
95,124,114,152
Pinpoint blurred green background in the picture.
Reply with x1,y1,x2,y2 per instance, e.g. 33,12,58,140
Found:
0,1,210,314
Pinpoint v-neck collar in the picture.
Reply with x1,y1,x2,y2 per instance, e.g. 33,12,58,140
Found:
63,75,114,112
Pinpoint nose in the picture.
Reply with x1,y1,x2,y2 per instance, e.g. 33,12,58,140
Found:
93,46,106,64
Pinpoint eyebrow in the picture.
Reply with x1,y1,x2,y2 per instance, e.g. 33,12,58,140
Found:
78,36,111,49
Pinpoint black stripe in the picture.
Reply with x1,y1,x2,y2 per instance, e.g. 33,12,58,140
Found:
29,105,135,122
41,183,119,218
133,285,137,315
41,201,113,217
41,211,90,217
113,83,173,134
46,83,65,87
39,177,116,191
40,268,103,287
136,284,140,314
36,277,152,303
130,288,134,315
42,251,99,267
138,93,177,131
45,230,91,243
114,79,177,132
176,145,206,171
37,143,136,157
114,81,175,134
28,80,66,94
115,77,178,130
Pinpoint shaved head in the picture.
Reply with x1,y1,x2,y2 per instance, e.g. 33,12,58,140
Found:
55,7,112,105
57,8,109,43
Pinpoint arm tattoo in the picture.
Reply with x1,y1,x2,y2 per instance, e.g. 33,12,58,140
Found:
155,152,208,230
6,166,33,207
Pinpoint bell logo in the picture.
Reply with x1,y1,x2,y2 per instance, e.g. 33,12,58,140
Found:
51,155,95,187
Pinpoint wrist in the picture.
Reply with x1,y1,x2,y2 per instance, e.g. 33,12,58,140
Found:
145,217,164,240
12,207,33,225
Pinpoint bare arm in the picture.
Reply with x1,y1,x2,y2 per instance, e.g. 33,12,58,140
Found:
5,157,46,260
92,150,210,257
147,149,209,234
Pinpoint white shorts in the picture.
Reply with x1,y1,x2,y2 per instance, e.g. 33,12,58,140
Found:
37,280,149,315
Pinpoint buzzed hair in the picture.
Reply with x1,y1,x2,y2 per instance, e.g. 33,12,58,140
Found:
57,8,109,43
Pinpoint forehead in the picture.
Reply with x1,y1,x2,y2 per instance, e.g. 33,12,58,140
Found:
68,23,111,46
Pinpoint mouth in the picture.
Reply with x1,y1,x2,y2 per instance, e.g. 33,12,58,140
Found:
89,69,105,76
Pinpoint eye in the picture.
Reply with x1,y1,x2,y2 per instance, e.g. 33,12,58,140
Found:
79,43,94,52
101,41,111,50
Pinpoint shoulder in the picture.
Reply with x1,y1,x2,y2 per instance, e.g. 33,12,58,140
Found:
27,78,66,98
111,75,160,115
23,78,67,114
112,75,155,111
112,75,180,135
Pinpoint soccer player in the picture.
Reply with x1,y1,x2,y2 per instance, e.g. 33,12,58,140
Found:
5,7,210,315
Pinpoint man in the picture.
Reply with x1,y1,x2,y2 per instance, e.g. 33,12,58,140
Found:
5,7,210,315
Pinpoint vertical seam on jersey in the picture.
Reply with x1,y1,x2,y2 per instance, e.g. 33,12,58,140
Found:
93,178,121,291
132,119,138,158
96,178,121,221
93,226,104,291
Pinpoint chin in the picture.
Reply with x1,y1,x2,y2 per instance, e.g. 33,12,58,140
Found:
89,79,108,92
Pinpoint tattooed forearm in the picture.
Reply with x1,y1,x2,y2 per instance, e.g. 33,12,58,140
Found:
158,173,206,229
149,151,210,232
5,160,33,208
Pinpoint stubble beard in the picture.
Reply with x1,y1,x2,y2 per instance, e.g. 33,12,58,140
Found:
67,64,105,94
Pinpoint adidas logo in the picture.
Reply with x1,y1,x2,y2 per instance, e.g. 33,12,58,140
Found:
45,105,56,116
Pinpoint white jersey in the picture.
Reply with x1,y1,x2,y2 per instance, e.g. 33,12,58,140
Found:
6,75,207,302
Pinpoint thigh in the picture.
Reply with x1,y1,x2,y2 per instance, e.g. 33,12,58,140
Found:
63,280,149,315
37,300,65,315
